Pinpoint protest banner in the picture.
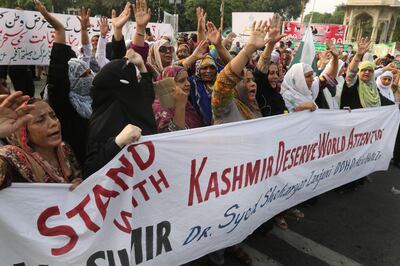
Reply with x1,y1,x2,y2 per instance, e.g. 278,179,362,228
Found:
0,8,174,65
231,12,274,44
371,42,396,58
283,22,347,44
0,106,399,265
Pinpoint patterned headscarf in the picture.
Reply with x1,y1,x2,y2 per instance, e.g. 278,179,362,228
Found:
0,100,81,183
160,65,185,80
68,58,93,119
195,55,217,77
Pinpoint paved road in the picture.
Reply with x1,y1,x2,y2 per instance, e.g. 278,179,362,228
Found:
190,164,400,266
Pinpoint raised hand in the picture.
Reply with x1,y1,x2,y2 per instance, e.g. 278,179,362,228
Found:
196,7,207,33
266,14,286,45
226,32,236,42
125,49,145,67
174,86,189,107
33,0,64,32
0,92,34,138
195,7,207,41
248,20,269,49
99,16,109,37
356,37,371,56
77,7,91,30
192,40,209,59
134,0,151,29
326,39,339,58
206,21,222,46
112,2,132,30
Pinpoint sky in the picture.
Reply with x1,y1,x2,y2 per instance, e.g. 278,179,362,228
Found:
304,0,346,15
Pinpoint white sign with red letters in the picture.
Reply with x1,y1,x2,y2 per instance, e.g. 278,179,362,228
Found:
0,106,399,265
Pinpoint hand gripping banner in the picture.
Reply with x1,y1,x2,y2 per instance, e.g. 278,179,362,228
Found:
0,106,399,265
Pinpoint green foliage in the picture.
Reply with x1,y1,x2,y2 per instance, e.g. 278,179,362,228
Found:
0,0,310,32
0,0,52,10
181,0,308,32
390,18,400,42
303,4,345,25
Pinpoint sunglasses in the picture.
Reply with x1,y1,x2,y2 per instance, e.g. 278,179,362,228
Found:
159,46,174,53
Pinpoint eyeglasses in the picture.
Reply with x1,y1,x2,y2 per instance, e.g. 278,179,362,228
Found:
159,46,174,54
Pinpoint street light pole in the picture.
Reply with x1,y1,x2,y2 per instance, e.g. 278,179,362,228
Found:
300,0,305,23
174,0,177,15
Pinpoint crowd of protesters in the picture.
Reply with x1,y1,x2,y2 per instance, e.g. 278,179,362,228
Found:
0,0,399,265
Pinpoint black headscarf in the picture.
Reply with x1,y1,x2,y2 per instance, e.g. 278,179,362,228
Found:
90,59,157,138
84,59,157,177
254,66,288,117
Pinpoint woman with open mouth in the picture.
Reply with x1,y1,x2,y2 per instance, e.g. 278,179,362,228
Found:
0,98,82,191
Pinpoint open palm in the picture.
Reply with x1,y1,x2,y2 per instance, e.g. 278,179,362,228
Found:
357,37,371,56
207,22,222,45
77,7,91,30
112,2,131,29
99,16,109,37
266,14,286,44
196,7,207,32
0,92,34,138
248,21,269,49
135,0,151,27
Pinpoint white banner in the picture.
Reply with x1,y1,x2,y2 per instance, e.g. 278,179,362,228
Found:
0,8,174,65
231,12,274,44
0,106,399,265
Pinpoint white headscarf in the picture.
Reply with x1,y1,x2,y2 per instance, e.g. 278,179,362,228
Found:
362,52,374,62
271,50,280,64
280,63,319,112
376,71,395,102
321,59,346,109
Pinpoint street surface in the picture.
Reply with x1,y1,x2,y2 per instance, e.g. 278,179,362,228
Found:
191,164,400,266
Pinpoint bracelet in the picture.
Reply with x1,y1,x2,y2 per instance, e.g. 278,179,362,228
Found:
136,31,145,36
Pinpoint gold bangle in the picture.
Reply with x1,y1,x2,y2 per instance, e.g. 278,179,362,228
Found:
136,31,145,37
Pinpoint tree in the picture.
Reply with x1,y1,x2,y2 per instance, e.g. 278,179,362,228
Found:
181,0,309,32
304,4,345,25
0,0,52,10
1,0,311,32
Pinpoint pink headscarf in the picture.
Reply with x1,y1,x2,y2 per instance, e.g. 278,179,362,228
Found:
160,66,185,81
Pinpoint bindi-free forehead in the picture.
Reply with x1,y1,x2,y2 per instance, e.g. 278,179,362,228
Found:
176,71,188,82
269,64,278,72
29,101,53,118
